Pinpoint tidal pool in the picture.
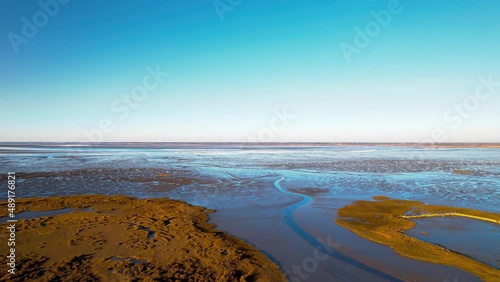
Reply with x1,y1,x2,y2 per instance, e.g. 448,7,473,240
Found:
407,217,500,269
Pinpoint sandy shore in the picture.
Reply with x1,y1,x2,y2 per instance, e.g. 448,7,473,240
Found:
0,195,286,282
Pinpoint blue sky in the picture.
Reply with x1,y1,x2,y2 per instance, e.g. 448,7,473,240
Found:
1,0,499,142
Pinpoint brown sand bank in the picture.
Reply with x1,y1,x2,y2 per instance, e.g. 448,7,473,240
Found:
336,196,500,281
0,195,286,282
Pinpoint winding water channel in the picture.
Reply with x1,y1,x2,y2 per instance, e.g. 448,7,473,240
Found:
274,177,402,282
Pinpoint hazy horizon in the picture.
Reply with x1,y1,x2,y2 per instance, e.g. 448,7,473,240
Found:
1,141,499,146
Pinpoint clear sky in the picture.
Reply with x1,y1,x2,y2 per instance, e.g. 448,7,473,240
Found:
1,0,499,142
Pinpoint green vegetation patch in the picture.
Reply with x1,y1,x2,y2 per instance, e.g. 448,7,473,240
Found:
336,196,500,281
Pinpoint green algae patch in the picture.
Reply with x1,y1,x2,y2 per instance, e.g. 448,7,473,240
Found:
336,196,500,281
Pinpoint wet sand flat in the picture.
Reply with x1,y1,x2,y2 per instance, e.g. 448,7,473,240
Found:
212,178,485,282
335,196,500,281
0,195,286,282
1,144,499,281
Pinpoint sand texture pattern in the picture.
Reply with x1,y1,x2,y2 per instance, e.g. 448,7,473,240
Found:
0,195,286,282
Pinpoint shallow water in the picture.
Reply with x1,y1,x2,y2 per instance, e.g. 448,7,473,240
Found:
0,207,94,224
407,217,500,269
0,208,73,224
1,144,498,281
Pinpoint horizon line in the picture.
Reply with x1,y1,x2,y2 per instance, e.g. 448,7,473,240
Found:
1,141,499,145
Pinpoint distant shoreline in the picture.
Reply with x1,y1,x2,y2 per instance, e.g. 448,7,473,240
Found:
1,142,499,149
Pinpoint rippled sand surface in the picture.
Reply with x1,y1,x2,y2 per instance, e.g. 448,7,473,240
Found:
0,195,286,282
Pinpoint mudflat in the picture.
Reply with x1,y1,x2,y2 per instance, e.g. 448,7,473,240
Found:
0,195,286,282
336,196,500,281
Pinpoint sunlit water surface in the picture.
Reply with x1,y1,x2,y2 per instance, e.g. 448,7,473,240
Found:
1,144,499,281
